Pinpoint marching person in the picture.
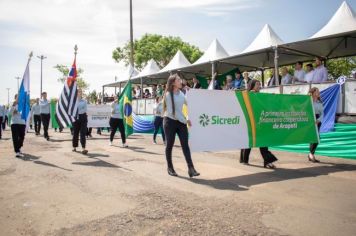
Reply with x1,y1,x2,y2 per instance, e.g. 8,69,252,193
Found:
72,89,88,154
153,96,165,144
163,74,200,178
40,92,50,141
31,98,41,135
9,95,26,158
308,87,324,163
240,79,278,168
109,94,128,147
0,104,5,139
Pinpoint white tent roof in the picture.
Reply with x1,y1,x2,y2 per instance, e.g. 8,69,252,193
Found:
194,39,229,64
242,24,284,53
159,50,191,72
120,64,139,82
135,59,160,78
311,1,356,38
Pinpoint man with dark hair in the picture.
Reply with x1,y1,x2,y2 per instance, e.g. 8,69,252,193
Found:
305,63,315,83
293,61,306,83
313,57,328,83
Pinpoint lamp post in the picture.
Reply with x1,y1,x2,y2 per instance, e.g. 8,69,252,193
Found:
6,88,10,107
114,76,118,96
37,55,47,96
15,76,21,92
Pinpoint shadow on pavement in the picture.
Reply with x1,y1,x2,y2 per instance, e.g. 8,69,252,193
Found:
33,160,72,171
179,163,356,191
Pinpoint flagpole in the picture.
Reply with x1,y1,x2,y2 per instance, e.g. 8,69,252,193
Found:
74,44,78,59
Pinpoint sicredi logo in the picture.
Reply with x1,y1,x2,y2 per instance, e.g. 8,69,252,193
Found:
199,114,240,127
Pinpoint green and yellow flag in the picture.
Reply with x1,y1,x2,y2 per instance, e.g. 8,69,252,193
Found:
119,81,133,137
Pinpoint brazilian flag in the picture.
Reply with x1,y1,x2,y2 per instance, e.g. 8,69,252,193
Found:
119,80,133,137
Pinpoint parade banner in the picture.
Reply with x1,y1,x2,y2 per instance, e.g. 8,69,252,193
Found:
187,90,318,152
87,104,111,128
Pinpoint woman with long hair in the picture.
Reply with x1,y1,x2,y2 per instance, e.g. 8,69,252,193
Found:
308,87,324,162
72,89,88,154
240,79,278,168
163,74,200,177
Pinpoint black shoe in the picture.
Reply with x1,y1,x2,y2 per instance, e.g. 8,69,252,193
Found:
188,167,200,178
168,168,178,177
46,137,50,141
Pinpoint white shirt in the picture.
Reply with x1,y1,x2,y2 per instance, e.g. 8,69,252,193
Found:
313,100,324,122
40,99,50,114
0,105,6,117
164,91,187,124
281,73,292,85
313,65,328,83
31,103,41,115
305,71,314,83
294,69,306,83
10,105,26,125
153,102,163,117
77,99,87,115
111,102,122,119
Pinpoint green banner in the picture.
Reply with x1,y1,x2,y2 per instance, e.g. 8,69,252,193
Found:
236,91,318,147
50,100,60,129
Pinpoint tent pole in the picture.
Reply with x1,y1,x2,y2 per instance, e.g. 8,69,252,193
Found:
273,46,282,93
261,69,265,87
102,86,104,103
119,83,122,94
140,77,143,99
211,62,216,90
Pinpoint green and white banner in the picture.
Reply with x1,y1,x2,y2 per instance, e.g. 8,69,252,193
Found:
187,90,318,152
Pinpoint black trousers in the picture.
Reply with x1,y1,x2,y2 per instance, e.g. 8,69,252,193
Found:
0,117,3,138
240,147,278,165
109,118,126,143
87,127,92,136
34,115,41,134
40,113,50,138
11,124,26,153
72,114,88,148
153,116,165,142
163,117,194,169
310,121,322,154
3,116,8,130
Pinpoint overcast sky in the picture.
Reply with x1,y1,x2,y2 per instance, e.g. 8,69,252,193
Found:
0,0,355,104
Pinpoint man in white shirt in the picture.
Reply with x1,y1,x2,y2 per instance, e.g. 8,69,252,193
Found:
293,61,306,84
313,57,328,83
40,92,51,140
304,64,314,83
31,98,41,135
281,67,292,85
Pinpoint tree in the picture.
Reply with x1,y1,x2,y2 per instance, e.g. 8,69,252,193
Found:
87,90,98,104
327,56,356,79
112,34,203,70
54,64,89,91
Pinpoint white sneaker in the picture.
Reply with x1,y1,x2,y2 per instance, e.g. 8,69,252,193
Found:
15,152,24,158
122,143,128,148
109,141,113,146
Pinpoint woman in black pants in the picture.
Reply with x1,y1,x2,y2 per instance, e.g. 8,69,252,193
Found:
109,95,128,148
153,96,165,144
308,87,324,163
9,95,26,158
72,89,88,154
240,80,278,168
163,74,200,178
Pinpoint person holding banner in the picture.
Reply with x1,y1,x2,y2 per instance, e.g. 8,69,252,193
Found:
153,96,165,144
72,89,88,154
109,94,128,147
9,95,26,158
240,80,278,168
308,87,324,163
40,92,50,141
163,74,200,178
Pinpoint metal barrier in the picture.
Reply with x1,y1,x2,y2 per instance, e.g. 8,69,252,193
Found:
132,98,155,115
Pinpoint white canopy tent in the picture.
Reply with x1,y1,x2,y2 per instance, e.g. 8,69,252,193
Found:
242,24,284,53
159,50,191,72
194,39,229,64
311,1,356,38
134,59,160,78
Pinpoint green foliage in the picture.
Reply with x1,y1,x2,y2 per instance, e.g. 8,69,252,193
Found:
87,90,98,104
112,34,203,70
327,57,356,79
54,64,89,91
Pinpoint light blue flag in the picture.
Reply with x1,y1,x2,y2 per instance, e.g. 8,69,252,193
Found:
17,59,31,129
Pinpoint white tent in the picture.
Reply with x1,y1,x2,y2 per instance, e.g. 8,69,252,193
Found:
103,64,139,88
311,1,356,38
194,39,229,64
159,50,191,72
242,24,284,53
134,59,160,78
